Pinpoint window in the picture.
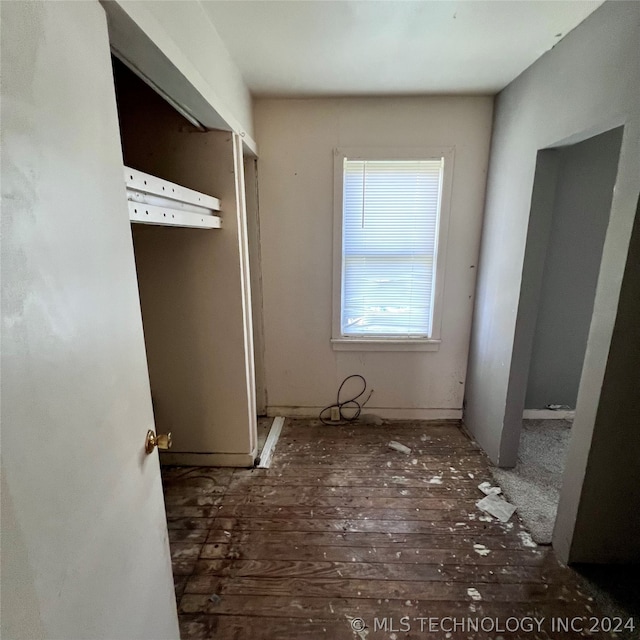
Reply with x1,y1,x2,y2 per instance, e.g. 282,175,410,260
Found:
332,148,453,351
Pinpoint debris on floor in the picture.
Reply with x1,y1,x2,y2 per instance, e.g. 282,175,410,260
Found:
163,418,608,639
388,440,412,455
473,543,491,556
478,481,502,496
467,587,483,601
476,493,517,522
518,531,538,548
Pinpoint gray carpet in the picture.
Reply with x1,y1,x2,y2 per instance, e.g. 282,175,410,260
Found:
490,419,572,544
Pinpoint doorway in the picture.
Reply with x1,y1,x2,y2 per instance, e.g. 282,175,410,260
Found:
492,126,624,543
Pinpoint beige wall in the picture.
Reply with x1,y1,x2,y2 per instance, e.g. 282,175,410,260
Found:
1,2,178,637
255,97,493,418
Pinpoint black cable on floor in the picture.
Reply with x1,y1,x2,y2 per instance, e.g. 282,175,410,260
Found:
319,374,373,425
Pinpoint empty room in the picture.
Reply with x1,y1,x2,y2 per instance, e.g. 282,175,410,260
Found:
2,2,639,640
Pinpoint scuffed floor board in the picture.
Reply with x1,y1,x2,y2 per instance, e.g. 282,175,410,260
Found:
162,418,620,640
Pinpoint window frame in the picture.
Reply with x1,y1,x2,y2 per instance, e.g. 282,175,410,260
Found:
331,146,454,351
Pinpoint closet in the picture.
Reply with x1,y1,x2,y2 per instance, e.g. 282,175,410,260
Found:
112,58,257,466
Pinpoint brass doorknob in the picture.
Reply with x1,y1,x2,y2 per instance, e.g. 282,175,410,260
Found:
145,430,172,454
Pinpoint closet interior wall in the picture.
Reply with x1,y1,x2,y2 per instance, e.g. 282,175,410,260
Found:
113,59,257,466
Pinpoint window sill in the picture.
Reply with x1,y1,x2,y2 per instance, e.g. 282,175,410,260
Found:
331,338,441,352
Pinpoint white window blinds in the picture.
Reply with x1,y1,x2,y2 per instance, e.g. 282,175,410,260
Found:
341,158,444,337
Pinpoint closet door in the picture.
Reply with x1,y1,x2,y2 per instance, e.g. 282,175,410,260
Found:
1,3,178,638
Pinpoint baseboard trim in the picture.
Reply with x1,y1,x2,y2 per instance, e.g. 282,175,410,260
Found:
523,409,575,420
160,450,256,468
266,406,462,420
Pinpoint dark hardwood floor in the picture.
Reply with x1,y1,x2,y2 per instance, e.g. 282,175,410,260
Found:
162,419,625,639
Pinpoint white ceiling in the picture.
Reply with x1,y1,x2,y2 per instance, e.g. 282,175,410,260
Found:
201,0,604,96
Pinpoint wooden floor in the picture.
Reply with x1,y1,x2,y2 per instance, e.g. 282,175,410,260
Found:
163,419,619,639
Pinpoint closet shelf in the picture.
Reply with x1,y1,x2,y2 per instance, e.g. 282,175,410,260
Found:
125,166,221,229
